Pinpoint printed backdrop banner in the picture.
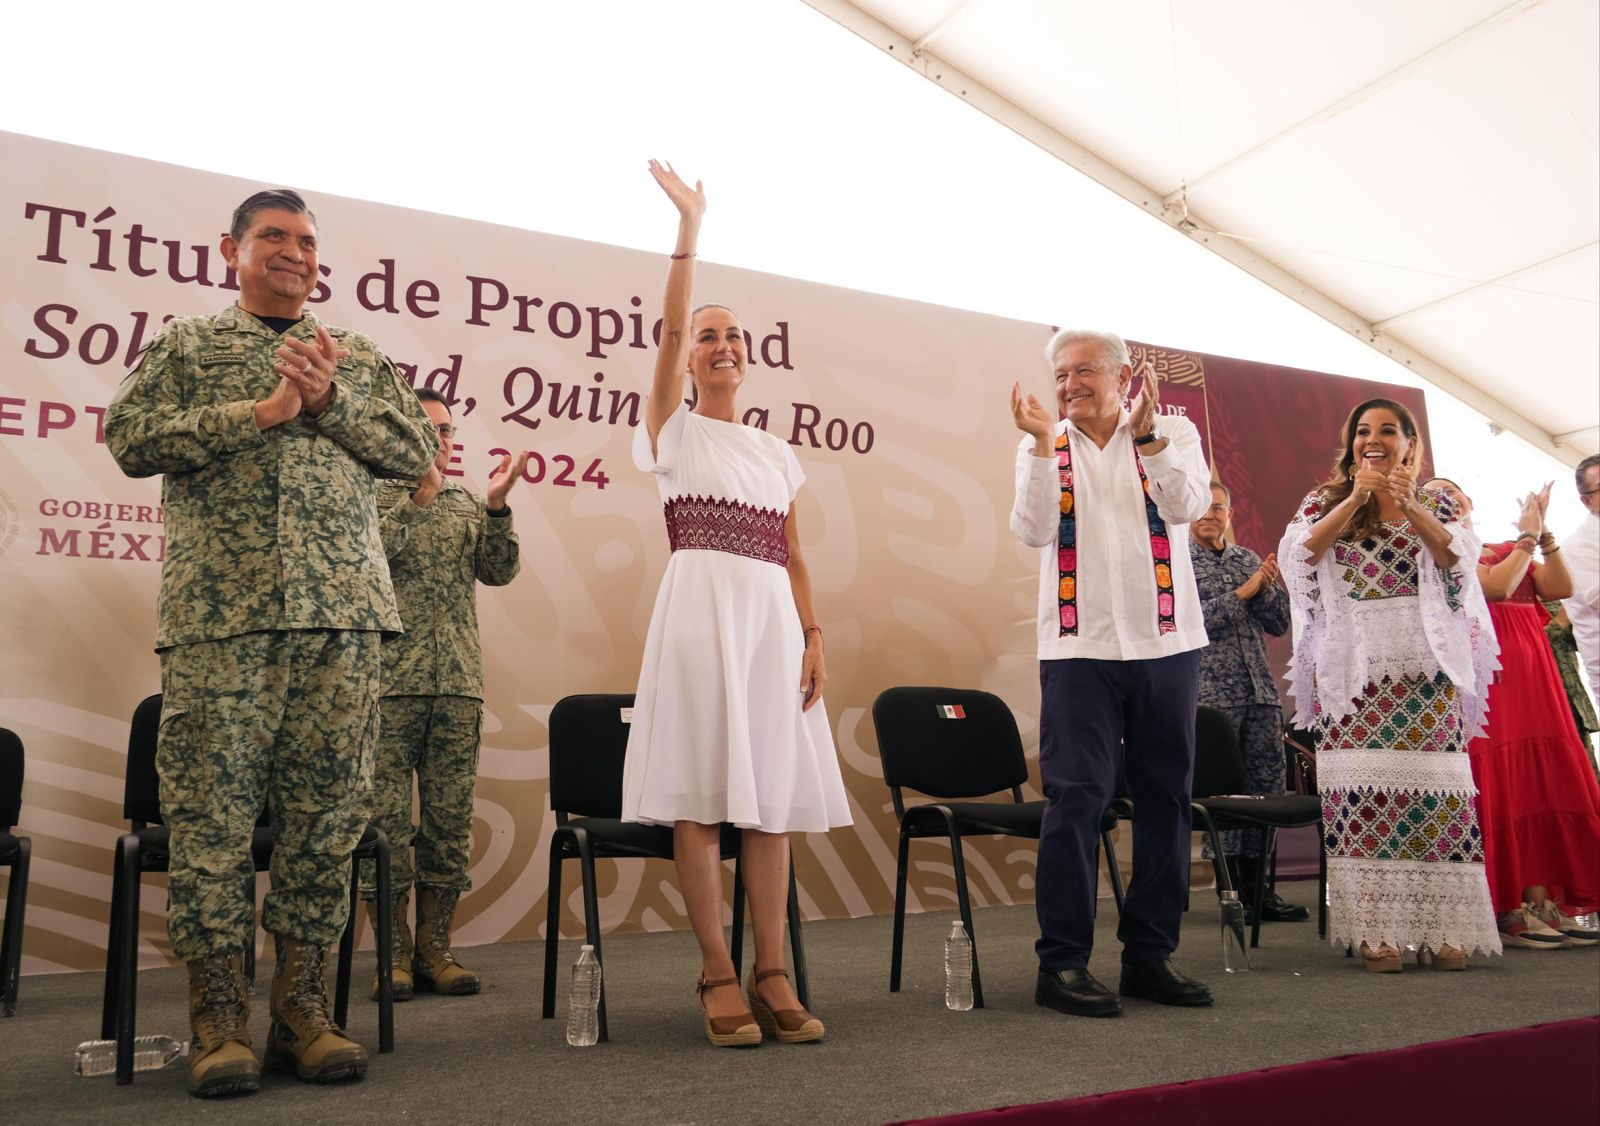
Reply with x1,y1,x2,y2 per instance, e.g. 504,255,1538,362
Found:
0,132,1427,973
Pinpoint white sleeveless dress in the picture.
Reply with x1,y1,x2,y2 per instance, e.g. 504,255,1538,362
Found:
621,403,853,833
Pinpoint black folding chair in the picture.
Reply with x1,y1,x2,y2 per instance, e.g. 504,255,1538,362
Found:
0,728,30,1017
102,693,395,1084
1190,706,1325,948
539,693,809,1042
871,687,1124,1009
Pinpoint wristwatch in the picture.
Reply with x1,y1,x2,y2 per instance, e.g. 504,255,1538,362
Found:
1134,426,1163,447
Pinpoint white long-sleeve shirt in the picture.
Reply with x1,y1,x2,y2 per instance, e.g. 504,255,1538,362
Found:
1011,411,1212,661
1562,513,1600,698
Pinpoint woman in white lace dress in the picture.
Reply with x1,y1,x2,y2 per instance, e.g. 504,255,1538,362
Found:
622,161,852,1046
1278,399,1500,972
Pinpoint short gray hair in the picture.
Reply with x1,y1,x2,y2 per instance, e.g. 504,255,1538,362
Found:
1044,329,1130,373
1577,454,1600,494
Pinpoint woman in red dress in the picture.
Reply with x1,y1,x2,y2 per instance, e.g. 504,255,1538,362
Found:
1427,478,1600,948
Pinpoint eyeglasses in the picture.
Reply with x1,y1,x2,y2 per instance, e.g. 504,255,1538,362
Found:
435,424,457,439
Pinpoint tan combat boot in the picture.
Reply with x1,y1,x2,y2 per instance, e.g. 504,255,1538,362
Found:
365,889,415,1002
265,938,368,1082
413,886,481,995
185,953,260,1098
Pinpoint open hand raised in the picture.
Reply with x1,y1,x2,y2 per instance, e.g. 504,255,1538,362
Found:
486,451,530,511
648,159,705,223
1010,381,1056,440
1129,364,1160,437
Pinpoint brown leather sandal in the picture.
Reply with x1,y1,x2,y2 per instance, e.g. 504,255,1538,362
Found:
696,976,761,1047
1421,944,1468,971
1359,942,1403,974
746,968,824,1043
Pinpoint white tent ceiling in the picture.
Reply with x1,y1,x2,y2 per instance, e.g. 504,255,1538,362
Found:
803,0,1600,464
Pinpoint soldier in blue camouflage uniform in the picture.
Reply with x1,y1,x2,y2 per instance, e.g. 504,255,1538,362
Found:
106,190,435,1097
359,387,523,1000
1189,483,1308,923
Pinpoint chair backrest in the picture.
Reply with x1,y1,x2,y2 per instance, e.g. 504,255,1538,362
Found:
548,694,636,820
125,693,164,826
871,687,1028,810
0,727,22,832
1192,705,1247,799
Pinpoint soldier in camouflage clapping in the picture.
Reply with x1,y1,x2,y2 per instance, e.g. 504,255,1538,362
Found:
106,189,436,1098
359,386,523,1000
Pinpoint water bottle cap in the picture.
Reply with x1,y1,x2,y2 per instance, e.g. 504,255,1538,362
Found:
1219,890,1240,901
580,944,595,952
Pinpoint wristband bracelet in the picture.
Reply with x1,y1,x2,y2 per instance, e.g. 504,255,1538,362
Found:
670,251,696,260
803,625,823,641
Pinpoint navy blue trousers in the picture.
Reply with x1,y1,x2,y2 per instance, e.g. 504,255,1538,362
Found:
1035,650,1199,971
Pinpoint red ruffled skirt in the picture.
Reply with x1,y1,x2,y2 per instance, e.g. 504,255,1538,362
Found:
1468,598,1600,913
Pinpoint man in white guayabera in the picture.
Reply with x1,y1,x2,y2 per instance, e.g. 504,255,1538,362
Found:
1009,329,1213,1018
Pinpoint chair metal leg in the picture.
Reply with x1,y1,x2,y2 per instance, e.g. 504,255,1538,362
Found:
574,830,607,1043
1194,806,1233,893
730,853,745,983
334,864,357,1025
372,834,393,1053
786,865,809,1009
1,841,29,1017
938,811,982,1009
1317,829,1328,941
1249,828,1271,949
115,838,142,1085
541,831,568,1020
889,827,910,992
243,874,257,990
1100,828,1126,917
101,842,127,1040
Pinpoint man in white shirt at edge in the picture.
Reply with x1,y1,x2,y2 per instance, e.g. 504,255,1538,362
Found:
1562,455,1600,702
1009,329,1214,1017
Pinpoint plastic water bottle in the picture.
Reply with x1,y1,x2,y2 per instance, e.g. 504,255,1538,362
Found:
74,1034,187,1076
1219,890,1250,973
944,920,973,1010
565,945,602,1046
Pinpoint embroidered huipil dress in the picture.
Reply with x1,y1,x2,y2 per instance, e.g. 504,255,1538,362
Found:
622,403,853,833
1279,488,1502,956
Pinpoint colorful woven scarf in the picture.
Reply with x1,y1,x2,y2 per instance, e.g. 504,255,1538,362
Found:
1056,432,1175,637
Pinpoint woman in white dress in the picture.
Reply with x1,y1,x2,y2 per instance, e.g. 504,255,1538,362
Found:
623,160,852,1046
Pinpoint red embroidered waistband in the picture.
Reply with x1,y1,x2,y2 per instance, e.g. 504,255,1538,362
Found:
664,495,789,566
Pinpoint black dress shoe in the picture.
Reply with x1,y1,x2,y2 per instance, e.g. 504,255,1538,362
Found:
1035,968,1121,1018
1256,890,1310,923
1118,960,1214,1007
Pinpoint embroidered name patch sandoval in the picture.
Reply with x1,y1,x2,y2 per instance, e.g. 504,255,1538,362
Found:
664,495,789,566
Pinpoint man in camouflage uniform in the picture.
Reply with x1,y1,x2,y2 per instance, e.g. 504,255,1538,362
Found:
1189,483,1308,924
106,189,435,1097
360,387,523,999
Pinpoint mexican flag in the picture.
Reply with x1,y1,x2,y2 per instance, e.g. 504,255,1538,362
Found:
937,704,967,719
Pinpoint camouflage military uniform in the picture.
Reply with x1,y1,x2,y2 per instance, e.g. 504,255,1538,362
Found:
105,303,435,958
1190,539,1291,858
359,479,519,897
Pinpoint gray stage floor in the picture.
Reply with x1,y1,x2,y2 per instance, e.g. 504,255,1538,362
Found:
3,883,1598,1125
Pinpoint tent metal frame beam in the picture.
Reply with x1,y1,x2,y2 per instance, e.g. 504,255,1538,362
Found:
799,0,1575,467
1370,238,1599,332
